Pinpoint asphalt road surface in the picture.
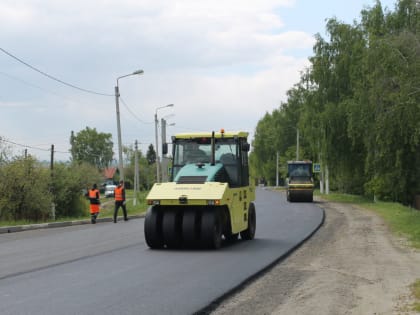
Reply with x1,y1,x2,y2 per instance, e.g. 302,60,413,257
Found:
0,188,323,315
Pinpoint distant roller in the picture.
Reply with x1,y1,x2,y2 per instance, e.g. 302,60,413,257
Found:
286,160,314,202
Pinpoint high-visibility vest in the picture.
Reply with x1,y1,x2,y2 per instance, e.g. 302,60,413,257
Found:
114,186,125,201
88,189,100,204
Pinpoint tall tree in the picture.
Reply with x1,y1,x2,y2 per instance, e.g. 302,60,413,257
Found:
146,144,156,165
70,127,114,169
250,0,420,203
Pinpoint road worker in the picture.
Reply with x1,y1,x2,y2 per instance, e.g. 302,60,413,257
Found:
113,180,128,223
87,183,100,224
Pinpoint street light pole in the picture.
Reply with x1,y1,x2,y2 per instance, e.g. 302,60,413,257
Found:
154,112,159,183
155,104,174,183
115,69,144,182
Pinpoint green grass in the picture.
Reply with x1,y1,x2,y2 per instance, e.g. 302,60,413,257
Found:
411,279,420,312
364,202,420,249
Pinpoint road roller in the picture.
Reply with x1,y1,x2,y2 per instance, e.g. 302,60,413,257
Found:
144,129,256,249
286,160,314,202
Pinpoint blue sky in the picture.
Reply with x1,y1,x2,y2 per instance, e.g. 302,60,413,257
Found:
0,0,397,161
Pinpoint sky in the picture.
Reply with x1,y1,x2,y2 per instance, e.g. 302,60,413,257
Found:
0,0,397,162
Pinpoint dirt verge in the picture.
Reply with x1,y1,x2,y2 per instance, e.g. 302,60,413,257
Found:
210,199,420,315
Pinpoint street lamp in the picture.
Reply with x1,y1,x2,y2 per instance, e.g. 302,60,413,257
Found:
115,69,144,182
155,104,174,183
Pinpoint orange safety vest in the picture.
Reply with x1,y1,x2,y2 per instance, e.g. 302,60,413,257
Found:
88,189,99,200
114,186,125,201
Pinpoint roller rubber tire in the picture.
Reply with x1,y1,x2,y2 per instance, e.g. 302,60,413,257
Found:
162,210,182,248
144,206,164,249
182,209,199,247
240,202,256,240
201,208,222,249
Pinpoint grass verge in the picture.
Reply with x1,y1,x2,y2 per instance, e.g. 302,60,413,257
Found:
411,280,420,312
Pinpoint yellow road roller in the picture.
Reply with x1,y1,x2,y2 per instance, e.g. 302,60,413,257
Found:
145,130,256,249
286,160,314,202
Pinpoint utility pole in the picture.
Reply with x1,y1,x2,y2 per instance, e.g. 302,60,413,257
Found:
296,128,299,161
114,69,144,182
154,104,174,183
161,118,168,182
276,151,279,187
115,85,124,182
133,140,139,206
50,144,56,220
154,112,160,183
161,118,167,153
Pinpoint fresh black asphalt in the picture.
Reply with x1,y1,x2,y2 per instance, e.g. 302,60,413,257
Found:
0,188,324,315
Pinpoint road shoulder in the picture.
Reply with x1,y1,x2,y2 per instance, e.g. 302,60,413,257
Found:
211,199,420,315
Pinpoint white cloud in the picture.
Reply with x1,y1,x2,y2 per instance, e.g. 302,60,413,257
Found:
0,0,316,160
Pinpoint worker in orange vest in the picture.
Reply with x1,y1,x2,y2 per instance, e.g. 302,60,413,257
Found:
87,183,100,224
114,180,128,223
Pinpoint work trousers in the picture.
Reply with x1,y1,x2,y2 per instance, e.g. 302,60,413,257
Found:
114,201,128,222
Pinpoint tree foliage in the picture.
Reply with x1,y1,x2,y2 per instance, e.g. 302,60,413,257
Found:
52,162,102,218
123,144,156,190
146,144,156,165
70,127,114,169
0,151,103,222
252,0,420,204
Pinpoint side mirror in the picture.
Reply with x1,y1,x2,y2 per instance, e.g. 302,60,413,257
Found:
162,143,168,155
242,143,250,152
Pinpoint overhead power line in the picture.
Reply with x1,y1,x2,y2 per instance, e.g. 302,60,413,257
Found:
119,97,154,125
0,138,51,152
0,47,113,97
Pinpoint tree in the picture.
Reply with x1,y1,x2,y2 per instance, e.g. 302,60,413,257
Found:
0,136,12,165
52,162,102,218
70,127,114,169
251,0,420,203
146,144,156,165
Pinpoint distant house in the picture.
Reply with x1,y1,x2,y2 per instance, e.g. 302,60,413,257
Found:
99,167,116,192
104,167,116,182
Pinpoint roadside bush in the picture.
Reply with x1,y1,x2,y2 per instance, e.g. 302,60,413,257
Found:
0,156,52,221
52,162,102,218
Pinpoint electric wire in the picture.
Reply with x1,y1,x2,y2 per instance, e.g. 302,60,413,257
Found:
0,138,71,155
119,97,153,125
0,47,113,97
0,138,51,152
0,71,79,103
